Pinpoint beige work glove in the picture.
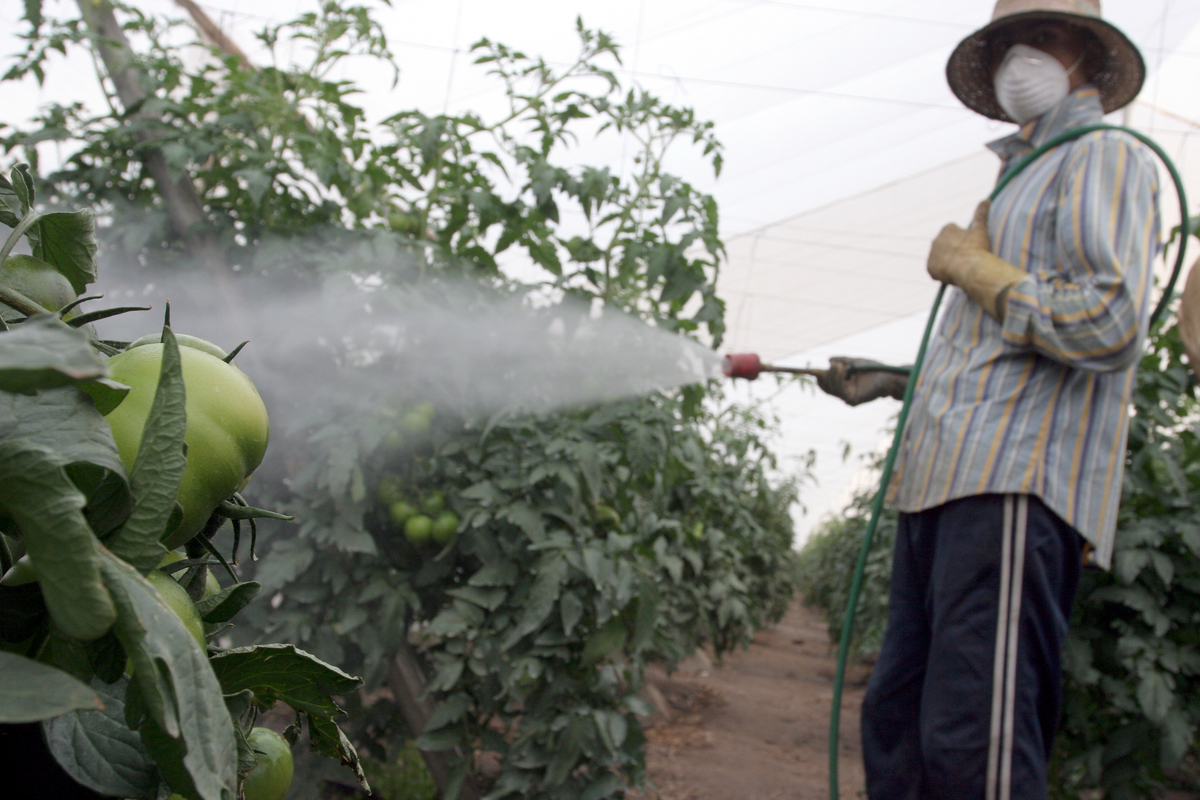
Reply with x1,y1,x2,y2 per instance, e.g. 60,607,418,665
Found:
815,357,910,407
927,200,1027,321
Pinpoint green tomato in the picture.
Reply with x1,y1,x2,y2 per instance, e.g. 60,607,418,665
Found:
0,254,77,321
127,332,229,359
594,505,622,529
405,514,433,545
386,210,422,235
243,727,294,800
145,569,206,649
412,401,435,420
421,490,446,515
431,511,459,544
389,501,418,526
104,341,270,549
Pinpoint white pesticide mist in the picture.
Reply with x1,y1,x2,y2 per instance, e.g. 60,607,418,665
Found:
91,253,725,435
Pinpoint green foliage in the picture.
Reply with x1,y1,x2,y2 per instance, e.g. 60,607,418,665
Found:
1050,319,1200,799
794,467,896,662
247,382,798,800
362,740,438,800
0,650,102,722
6,7,724,345
0,158,367,798
4,5,801,799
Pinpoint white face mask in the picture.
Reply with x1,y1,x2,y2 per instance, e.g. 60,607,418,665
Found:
993,44,1082,125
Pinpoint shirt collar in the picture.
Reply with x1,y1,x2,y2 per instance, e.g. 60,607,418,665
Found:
986,86,1105,163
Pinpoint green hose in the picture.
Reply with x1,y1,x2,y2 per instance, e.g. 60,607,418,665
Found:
828,124,1191,799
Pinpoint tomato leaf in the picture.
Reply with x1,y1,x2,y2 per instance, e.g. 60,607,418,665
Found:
42,675,159,799
77,377,131,416
580,616,627,666
422,691,471,733
0,169,21,228
9,163,34,215
0,363,130,642
29,210,98,295
194,580,261,624
0,382,126,480
0,650,102,722
580,773,624,800
0,441,115,641
107,326,187,573
98,550,237,800
83,467,135,539
499,552,566,651
207,642,362,717
0,314,109,394
305,710,369,791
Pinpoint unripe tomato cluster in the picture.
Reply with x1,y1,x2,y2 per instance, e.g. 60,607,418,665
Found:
379,400,436,452
378,477,459,547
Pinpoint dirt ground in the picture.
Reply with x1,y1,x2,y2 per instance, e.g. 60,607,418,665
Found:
630,600,871,800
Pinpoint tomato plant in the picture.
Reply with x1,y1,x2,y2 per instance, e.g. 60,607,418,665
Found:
0,159,370,800
3,4,799,799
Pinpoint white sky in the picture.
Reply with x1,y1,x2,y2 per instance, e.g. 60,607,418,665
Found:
5,0,1200,543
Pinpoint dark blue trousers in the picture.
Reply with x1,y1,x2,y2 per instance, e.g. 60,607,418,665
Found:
861,494,1082,800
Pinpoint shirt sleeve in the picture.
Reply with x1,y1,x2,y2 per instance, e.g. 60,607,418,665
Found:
1000,132,1160,371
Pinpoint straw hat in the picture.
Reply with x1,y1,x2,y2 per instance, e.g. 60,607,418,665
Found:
946,0,1145,122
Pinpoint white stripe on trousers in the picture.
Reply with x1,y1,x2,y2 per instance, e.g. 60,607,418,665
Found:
986,495,1028,800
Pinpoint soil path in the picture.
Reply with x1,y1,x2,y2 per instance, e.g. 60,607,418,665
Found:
632,599,870,800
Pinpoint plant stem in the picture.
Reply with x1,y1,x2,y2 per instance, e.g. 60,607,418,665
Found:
0,210,39,265
0,283,52,318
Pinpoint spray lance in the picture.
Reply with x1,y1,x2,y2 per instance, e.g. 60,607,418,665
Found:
721,352,911,382
722,124,1191,799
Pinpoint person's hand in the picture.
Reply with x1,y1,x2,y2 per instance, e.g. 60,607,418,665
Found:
928,200,993,285
926,200,1026,320
815,357,910,407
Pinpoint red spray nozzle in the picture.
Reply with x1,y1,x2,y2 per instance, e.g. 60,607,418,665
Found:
723,353,764,380
723,354,831,380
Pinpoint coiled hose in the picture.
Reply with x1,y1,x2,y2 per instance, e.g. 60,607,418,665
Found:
828,124,1191,799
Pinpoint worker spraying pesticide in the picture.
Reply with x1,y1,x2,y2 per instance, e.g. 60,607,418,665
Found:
794,2,1174,798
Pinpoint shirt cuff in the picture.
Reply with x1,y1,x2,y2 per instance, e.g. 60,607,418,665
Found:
1000,275,1038,347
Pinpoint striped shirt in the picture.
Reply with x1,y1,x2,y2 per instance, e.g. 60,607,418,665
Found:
889,86,1161,569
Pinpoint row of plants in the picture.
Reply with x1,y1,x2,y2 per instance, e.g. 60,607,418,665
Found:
4,2,804,798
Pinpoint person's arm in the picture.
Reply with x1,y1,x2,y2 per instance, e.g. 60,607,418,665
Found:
998,133,1160,371
815,357,910,406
